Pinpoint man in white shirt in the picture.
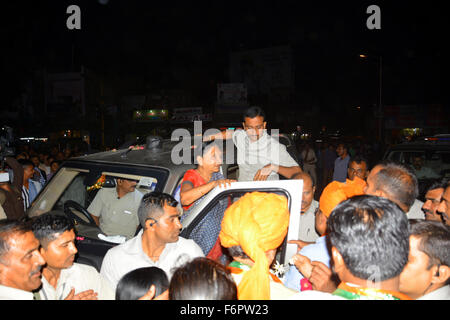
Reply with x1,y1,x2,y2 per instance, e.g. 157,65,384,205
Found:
32,213,114,300
0,220,45,300
88,177,143,239
206,106,301,181
100,192,204,290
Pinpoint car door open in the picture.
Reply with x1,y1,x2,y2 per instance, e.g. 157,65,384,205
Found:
180,179,303,265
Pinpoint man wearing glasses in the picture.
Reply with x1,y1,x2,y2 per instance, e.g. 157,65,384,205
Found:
207,106,301,181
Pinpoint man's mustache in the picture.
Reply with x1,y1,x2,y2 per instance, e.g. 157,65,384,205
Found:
29,265,43,277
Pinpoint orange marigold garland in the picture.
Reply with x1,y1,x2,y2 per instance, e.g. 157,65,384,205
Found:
87,175,106,192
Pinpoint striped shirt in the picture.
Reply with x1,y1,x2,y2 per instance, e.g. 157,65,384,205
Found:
22,180,42,209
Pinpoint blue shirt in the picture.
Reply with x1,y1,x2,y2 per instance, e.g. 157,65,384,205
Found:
22,179,42,209
332,155,350,182
283,236,331,292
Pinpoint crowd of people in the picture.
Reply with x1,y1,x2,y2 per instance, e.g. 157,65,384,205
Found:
0,106,449,301
0,144,82,220
295,136,380,199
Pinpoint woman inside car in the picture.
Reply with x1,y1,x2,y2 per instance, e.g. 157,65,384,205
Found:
179,141,235,260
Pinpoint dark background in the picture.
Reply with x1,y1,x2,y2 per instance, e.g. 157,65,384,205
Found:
1,0,448,148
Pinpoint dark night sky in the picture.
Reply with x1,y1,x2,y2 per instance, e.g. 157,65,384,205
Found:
2,0,448,110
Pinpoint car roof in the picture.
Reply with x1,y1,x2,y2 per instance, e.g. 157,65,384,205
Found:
67,137,237,179
386,141,450,151
72,146,181,168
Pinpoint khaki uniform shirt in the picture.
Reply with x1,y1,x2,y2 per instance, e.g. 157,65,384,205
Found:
88,187,143,239
0,204,6,219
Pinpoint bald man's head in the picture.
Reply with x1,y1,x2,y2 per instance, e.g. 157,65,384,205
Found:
364,162,418,212
292,172,313,187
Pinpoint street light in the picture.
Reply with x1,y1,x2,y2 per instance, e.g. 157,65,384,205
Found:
359,53,383,142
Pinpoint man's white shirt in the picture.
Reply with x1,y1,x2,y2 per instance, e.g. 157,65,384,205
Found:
0,285,34,300
100,230,204,290
232,130,298,181
39,262,114,300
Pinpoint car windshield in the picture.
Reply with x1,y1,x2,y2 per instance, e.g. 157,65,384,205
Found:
386,148,450,199
401,150,450,178
27,163,169,239
52,171,158,212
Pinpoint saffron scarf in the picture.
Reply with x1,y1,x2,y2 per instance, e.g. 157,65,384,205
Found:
219,192,289,300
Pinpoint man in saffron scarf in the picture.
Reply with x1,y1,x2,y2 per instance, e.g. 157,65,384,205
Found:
219,192,297,300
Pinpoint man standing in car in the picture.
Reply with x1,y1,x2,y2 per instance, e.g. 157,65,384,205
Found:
88,177,143,240
205,106,302,181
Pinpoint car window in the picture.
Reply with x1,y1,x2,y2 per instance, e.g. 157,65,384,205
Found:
55,172,90,210
226,164,239,180
29,166,163,240
403,151,425,166
181,189,291,264
387,151,402,162
436,151,450,175
52,172,158,211
403,151,450,176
